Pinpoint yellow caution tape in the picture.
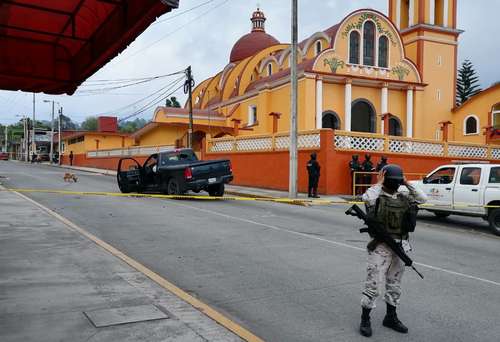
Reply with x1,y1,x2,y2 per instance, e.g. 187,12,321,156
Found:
0,188,498,208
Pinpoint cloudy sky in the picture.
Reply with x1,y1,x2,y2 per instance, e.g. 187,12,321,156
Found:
0,0,498,125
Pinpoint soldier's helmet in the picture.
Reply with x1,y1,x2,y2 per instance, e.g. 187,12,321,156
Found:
381,164,404,191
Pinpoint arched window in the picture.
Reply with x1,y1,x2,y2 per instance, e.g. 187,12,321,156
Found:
315,40,322,56
363,21,375,66
267,63,272,77
493,104,500,129
378,36,389,68
349,31,360,64
389,117,403,136
464,115,479,135
351,99,376,133
322,111,341,130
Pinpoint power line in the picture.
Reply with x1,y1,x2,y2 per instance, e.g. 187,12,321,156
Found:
81,70,185,85
152,0,216,25
113,0,231,66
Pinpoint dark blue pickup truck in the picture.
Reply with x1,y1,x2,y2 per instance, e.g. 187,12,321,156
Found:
117,148,233,196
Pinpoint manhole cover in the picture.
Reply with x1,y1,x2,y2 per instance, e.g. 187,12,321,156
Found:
83,304,168,328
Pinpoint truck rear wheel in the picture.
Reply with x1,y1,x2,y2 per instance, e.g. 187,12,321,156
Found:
208,183,224,197
167,178,182,195
487,209,500,236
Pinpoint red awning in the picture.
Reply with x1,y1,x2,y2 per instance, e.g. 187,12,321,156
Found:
0,0,179,95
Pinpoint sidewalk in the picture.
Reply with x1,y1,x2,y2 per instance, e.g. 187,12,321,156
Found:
0,187,244,342
48,163,348,203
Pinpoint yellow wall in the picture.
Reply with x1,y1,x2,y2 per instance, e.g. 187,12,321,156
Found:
451,86,500,144
64,134,134,154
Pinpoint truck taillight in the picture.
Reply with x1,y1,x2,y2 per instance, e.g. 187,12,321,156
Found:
184,167,193,180
229,161,233,173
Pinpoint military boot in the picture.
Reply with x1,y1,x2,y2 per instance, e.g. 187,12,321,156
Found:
382,303,408,334
359,307,372,337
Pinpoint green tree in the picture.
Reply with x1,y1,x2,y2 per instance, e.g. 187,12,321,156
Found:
81,116,98,131
165,96,181,108
54,114,79,130
119,118,147,133
456,59,482,106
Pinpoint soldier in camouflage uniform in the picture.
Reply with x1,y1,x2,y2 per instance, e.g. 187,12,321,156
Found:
359,165,427,337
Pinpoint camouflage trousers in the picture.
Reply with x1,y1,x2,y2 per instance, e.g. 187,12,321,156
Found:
361,240,411,309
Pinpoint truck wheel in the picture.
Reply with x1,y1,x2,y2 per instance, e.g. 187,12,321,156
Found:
487,209,500,236
433,211,451,218
167,178,181,195
208,184,224,197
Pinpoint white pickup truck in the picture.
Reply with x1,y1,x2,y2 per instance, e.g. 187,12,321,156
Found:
410,163,500,236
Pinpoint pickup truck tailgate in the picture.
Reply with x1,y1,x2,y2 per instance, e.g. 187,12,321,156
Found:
190,160,231,179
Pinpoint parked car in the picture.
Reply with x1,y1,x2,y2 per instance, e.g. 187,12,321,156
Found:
410,163,500,235
117,148,233,197
0,152,9,160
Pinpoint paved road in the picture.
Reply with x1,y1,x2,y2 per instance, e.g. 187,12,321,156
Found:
1,161,499,342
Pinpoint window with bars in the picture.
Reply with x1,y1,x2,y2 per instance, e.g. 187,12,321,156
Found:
349,31,360,64
363,21,375,66
378,36,389,68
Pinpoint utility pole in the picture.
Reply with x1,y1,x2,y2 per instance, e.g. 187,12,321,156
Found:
23,117,28,162
4,125,7,153
31,93,36,159
289,0,298,198
185,66,195,149
44,100,57,164
58,107,62,165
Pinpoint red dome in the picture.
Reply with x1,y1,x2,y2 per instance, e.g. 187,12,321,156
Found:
230,31,280,63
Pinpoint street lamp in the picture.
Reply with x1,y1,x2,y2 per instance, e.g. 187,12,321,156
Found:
15,114,28,162
43,100,59,164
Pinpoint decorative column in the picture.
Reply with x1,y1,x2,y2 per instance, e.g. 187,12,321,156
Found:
269,112,281,134
406,86,414,138
380,83,389,134
344,79,352,132
231,118,241,136
396,0,401,29
443,0,449,27
316,77,323,129
409,0,415,27
429,0,436,25
439,121,452,142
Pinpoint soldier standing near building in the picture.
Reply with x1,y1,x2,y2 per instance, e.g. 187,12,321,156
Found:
349,155,362,195
306,152,320,198
361,154,375,193
376,156,388,172
359,165,427,337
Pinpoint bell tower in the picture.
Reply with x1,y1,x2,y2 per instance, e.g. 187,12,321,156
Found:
388,0,462,140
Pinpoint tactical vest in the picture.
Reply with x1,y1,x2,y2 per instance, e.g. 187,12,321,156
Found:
375,193,410,239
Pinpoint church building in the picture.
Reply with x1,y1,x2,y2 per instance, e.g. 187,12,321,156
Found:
185,1,500,145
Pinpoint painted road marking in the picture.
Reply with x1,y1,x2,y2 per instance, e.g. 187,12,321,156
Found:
5,187,265,342
1,187,499,209
170,201,500,288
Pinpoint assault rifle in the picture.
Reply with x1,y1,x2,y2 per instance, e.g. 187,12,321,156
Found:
345,204,424,279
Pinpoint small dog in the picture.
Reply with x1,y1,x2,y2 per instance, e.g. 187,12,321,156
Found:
63,173,78,183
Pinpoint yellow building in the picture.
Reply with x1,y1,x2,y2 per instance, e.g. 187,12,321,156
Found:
174,2,500,146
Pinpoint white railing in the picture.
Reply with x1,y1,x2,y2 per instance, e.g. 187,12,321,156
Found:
333,131,500,160
209,131,321,153
87,145,175,158
208,129,500,160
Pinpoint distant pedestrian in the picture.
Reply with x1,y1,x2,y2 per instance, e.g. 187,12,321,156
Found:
307,152,320,198
31,152,36,164
376,156,388,172
69,151,74,166
349,155,362,195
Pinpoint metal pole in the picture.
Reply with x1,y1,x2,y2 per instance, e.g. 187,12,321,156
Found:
4,125,7,153
24,117,28,162
289,0,298,198
32,93,36,159
50,101,54,164
58,107,62,165
186,66,194,149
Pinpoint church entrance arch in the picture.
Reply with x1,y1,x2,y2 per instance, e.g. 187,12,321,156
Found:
322,111,341,129
351,99,376,133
